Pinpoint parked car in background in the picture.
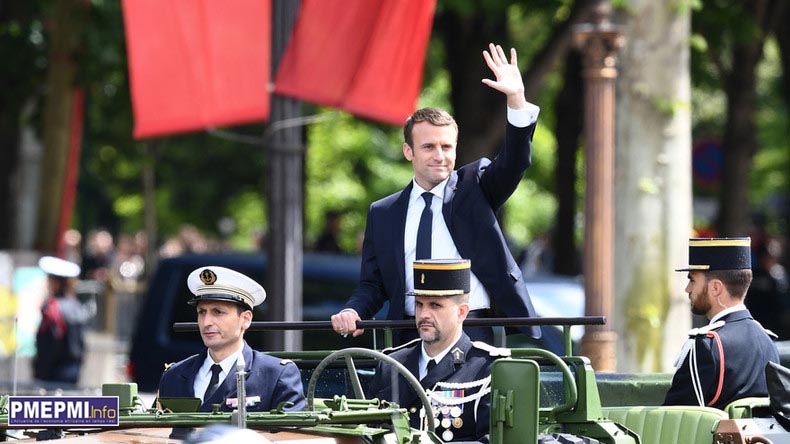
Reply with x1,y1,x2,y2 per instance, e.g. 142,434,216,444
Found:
127,252,584,391
128,252,373,391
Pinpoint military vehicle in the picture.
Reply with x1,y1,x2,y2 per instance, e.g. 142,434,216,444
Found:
128,252,584,391
2,317,789,443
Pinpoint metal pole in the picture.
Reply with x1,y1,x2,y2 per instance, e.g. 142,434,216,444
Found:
573,0,624,372
265,0,303,352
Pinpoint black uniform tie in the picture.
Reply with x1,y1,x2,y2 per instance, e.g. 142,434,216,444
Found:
423,359,436,380
203,364,222,401
416,192,433,260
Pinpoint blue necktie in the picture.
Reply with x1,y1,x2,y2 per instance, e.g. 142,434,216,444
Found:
416,192,433,260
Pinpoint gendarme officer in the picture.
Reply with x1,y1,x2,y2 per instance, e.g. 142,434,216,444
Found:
157,266,305,412
369,259,508,443
664,237,779,409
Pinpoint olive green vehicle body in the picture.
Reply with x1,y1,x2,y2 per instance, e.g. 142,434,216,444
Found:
1,324,787,444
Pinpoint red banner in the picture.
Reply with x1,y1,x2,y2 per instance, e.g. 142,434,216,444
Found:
274,0,436,126
122,0,271,139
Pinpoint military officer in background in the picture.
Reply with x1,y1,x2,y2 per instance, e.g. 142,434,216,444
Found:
664,237,780,409
34,256,95,386
157,266,305,412
369,259,508,443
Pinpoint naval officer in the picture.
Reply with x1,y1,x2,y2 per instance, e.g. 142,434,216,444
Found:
157,266,305,412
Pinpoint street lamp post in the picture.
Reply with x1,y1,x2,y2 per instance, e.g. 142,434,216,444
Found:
265,0,303,352
574,0,624,372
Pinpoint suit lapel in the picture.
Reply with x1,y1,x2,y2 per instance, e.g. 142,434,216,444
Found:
202,344,252,408
389,183,412,321
397,346,422,406
421,334,472,389
442,171,458,233
401,334,473,408
180,351,206,398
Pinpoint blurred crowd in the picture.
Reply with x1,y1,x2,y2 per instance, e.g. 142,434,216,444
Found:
58,224,230,341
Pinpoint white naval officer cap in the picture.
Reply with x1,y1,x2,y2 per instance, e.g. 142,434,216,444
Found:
186,266,266,311
38,256,81,278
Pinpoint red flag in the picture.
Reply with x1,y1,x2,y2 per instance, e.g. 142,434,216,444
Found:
122,0,271,139
274,0,435,126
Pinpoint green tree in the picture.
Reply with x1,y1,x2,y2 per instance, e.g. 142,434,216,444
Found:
692,0,787,236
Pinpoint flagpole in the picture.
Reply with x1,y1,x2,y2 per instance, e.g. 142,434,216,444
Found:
265,0,304,352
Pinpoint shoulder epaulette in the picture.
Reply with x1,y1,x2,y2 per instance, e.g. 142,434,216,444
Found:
753,320,779,340
280,359,294,366
687,320,725,337
164,353,199,371
472,341,511,357
382,338,421,354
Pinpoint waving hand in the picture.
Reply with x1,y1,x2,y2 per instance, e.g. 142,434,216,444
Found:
482,43,528,110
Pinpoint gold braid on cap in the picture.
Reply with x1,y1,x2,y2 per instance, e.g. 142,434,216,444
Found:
413,289,465,296
689,239,751,247
196,284,254,308
413,262,470,271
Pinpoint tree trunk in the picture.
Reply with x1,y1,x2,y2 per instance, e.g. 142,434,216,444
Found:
0,3,40,249
716,44,763,235
435,0,600,166
435,11,508,166
775,5,790,265
0,105,20,249
715,0,783,236
553,50,584,276
614,0,693,372
35,0,85,251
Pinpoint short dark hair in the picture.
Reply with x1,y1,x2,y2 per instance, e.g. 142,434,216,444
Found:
450,293,470,305
705,269,753,298
403,107,458,148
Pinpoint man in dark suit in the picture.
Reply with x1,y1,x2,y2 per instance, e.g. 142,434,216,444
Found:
664,237,780,410
157,266,304,412
369,259,508,443
331,43,541,344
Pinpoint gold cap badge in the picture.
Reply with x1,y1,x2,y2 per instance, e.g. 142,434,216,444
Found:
200,269,217,285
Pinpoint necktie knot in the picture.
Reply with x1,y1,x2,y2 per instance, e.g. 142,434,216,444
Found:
210,363,222,377
422,358,436,381
422,192,433,207
426,359,436,372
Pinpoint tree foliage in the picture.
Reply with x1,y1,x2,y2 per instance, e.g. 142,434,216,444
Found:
1,0,787,260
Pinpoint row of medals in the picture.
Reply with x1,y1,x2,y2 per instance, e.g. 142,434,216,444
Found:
429,404,463,442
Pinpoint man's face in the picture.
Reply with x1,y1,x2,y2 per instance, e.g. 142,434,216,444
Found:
415,296,466,345
403,122,457,190
197,300,251,355
686,272,712,316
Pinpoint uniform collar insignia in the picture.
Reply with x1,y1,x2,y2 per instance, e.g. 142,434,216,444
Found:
451,347,464,364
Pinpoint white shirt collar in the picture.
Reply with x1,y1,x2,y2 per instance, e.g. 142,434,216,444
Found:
710,303,747,324
419,331,463,378
410,177,448,204
201,343,244,377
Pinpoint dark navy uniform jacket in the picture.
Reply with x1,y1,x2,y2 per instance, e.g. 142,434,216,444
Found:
664,309,779,410
369,333,506,443
157,341,305,412
343,122,541,343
